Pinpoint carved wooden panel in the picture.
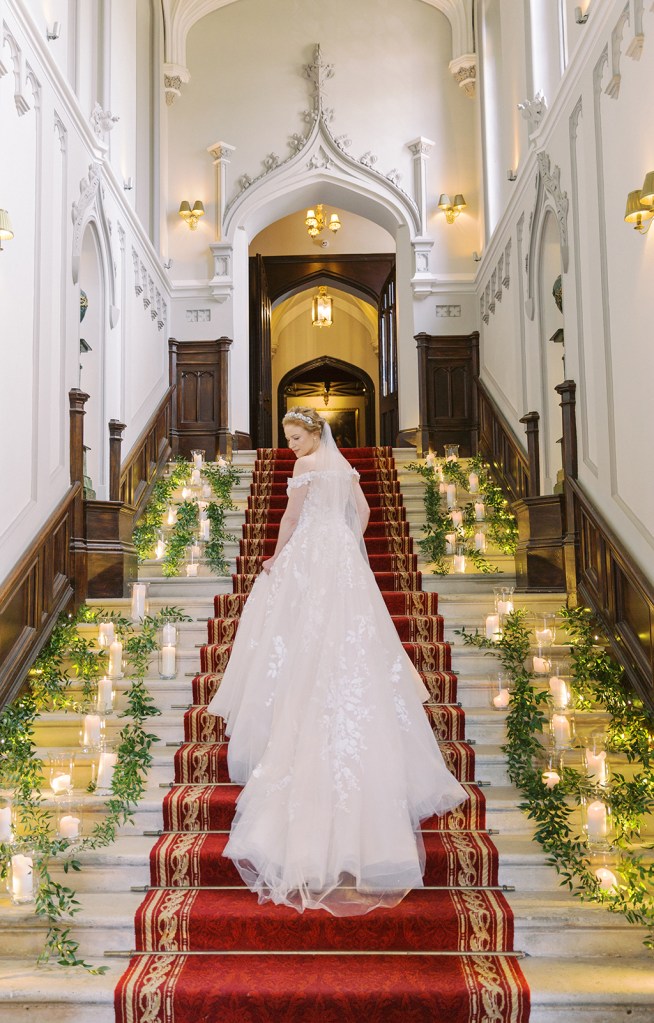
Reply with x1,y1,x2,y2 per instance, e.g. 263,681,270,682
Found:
415,332,479,457
169,339,232,459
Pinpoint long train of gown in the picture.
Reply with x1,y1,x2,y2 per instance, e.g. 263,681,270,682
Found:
207,466,469,916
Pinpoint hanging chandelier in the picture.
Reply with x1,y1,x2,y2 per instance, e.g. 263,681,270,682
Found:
312,287,333,328
305,204,341,238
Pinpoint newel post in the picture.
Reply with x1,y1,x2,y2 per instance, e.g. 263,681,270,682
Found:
555,380,579,603
216,336,233,459
415,332,430,457
519,411,541,498
108,420,126,502
68,388,89,600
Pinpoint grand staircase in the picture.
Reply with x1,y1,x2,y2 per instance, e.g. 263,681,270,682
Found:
0,448,652,1021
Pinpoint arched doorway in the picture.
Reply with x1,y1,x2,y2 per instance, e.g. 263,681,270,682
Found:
278,356,377,448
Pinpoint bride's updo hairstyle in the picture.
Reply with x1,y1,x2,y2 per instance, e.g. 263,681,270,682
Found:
282,406,324,436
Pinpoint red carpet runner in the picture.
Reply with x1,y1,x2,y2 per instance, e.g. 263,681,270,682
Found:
115,447,530,1022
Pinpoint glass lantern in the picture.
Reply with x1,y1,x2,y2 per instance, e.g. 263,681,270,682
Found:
48,754,74,797
533,612,558,649
484,612,502,644
56,801,83,845
80,709,105,749
0,796,14,844
489,672,512,710
452,544,466,574
473,524,487,553
95,675,115,716
158,620,177,679
8,845,36,905
581,795,614,852
190,449,205,470
443,444,459,462
494,585,515,617
129,581,149,623
583,744,611,789
154,530,167,561
96,620,115,649
95,743,118,794
549,705,576,750
449,505,464,529
473,498,486,522
186,543,200,577
530,646,553,675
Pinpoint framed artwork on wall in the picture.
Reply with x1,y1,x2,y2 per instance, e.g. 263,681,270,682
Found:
321,408,359,448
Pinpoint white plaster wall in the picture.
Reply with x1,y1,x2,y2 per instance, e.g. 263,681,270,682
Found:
0,1,170,585
477,0,654,580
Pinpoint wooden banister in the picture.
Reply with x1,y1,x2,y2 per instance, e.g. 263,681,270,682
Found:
119,385,174,519
476,379,530,502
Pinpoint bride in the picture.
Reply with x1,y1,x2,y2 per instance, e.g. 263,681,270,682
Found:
207,406,468,916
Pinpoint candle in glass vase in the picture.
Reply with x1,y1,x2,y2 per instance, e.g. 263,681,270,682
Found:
97,622,115,648
542,770,561,789
474,531,486,552
445,532,456,554
108,640,123,678
155,538,166,560
549,676,569,707
11,854,33,901
201,484,212,498
446,483,456,508
551,713,571,747
474,501,485,521
450,508,463,528
97,751,117,791
200,518,210,542
497,598,514,615
59,815,80,839
533,655,551,674
535,628,554,647
585,749,608,786
97,677,113,715
425,452,435,468
439,481,447,495
190,468,201,486
82,713,102,747
595,867,618,891
181,486,191,500
161,645,176,677
131,582,147,621
485,613,501,641
51,773,71,795
186,563,199,577
166,506,177,527
586,800,608,839
453,552,466,573
468,472,479,493
493,688,510,708
0,806,12,842
217,456,227,468
192,450,204,469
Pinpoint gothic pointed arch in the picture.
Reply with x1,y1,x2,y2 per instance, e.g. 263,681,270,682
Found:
278,356,377,448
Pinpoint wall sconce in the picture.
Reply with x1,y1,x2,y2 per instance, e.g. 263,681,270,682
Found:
312,286,333,328
178,200,205,230
123,177,134,191
624,172,654,234
507,169,517,182
0,209,14,251
46,22,61,41
438,193,466,224
574,6,589,25
472,251,482,262
305,204,341,239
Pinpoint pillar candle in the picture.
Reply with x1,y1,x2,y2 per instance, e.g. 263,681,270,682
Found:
108,640,122,678
51,773,71,795
453,554,466,573
200,518,210,541
59,815,80,839
586,800,608,839
533,655,551,674
446,483,456,508
425,452,435,467
0,806,12,842
11,854,33,900
201,484,212,498
217,456,227,468
585,749,608,786
439,481,446,494
190,468,201,486
181,486,191,500
535,627,554,646
468,472,479,493
474,501,485,521
166,506,177,526
162,623,176,646
595,867,618,891
542,770,561,789
485,614,500,641
97,751,117,791
161,645,176,676
186,563,199,577
445,532,456,554
155,539,166,560
193,451,203,468
83,713,102,746
551,713,571,747
492,688,510,708
549,676,569,707
474,531,486,552
497,599,514,615
131,583,147,621
450,509,463,528
97,622,115,648
97,675,114,713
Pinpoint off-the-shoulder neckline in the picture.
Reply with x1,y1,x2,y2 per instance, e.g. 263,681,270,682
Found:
288,467,358,483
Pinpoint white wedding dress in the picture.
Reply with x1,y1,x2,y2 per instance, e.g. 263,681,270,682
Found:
207,423,468,916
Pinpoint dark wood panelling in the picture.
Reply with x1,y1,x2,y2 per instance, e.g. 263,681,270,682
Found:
0,485,79,708
262,254,395,304
120,385,174,518
415,332,479,457
169,339,231,460
513,495,566,592
476,379,530,503
85,501,137,598
570,477,654,711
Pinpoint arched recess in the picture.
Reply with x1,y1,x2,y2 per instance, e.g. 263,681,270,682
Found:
78,223,106,498
278,356,377,448
536,209,565,494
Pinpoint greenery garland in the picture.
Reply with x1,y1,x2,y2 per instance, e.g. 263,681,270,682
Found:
407,454,517,574
457,606,654,947
133,459,241,577
0,603,190,970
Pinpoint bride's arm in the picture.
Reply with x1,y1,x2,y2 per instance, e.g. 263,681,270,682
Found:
352,478,370,532
262,473,309,572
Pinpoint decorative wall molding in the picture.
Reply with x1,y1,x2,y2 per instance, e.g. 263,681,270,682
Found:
163,61,191,105
448,53,477,98
605,4,631,98
89,102,119,147
435,304,461,318
518,91,547,134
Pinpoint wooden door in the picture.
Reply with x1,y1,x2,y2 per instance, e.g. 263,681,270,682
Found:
249,254,272,448
378,269,398,446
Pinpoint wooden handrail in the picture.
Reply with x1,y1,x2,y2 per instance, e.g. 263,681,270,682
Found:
476,378,531,503
119,385,175,518
0,483,81,707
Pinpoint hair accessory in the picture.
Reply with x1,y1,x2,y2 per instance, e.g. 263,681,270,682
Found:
285,411,315,426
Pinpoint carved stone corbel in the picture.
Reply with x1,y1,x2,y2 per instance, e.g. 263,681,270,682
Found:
164,63,191,105
448,54,477,99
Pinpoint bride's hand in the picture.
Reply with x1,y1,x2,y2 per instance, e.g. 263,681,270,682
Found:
262,557,276,574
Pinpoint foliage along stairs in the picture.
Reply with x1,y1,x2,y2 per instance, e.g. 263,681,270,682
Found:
114,446,531,1023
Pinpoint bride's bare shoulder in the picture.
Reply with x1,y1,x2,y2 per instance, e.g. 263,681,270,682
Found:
292,454,318,476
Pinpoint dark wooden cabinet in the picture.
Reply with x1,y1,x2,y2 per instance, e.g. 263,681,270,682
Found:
169,338,233,459
415,332,479,456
